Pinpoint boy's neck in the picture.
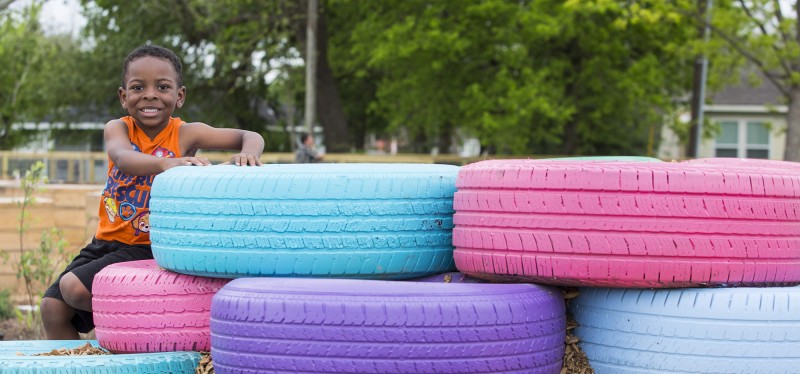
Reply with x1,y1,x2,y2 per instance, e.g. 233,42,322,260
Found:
134,118,170,140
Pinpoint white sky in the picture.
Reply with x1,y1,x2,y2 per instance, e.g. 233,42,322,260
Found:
10,0,85,36
27,0,797,37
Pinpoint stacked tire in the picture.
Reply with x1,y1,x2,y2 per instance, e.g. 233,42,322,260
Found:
451,157,800,373
145,164,567,373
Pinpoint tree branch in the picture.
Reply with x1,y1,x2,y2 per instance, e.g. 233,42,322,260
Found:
0,0,15,12
737,0,793,77
683,7,790,96
772,0,790,44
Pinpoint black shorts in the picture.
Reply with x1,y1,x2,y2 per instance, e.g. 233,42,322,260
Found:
43,237,153,333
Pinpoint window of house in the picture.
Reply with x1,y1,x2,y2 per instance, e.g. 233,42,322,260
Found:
714,120,770,159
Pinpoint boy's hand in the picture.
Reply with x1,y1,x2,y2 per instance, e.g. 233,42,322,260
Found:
231,153,263,166
163,156,211,171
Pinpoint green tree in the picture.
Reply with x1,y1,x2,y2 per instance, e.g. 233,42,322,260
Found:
0,2,87,150
689,0,800,161
0,3,48,149
330,0,695,155
79,0,353,151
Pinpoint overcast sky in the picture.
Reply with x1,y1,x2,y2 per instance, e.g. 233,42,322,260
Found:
18,0,800,38
11,0,85,36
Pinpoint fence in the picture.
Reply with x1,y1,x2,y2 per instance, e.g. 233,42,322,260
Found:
0,151,527,184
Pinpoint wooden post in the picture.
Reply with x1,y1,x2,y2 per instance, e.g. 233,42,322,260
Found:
1,153,7,179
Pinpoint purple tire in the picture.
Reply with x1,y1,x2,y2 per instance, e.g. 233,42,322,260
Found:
210,278,566,373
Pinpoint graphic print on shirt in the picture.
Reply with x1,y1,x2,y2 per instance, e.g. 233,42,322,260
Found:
103,196,117,223
102,142,175,236
151,146,175,158
131,211,150,235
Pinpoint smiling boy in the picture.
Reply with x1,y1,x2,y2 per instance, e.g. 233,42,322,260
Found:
40,45,265,339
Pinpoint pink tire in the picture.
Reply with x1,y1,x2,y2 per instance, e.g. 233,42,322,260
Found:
453,159,800,287
92,260,229,353
686,157,800,172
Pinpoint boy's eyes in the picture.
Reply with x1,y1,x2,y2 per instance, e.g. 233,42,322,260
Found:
129,84,171,91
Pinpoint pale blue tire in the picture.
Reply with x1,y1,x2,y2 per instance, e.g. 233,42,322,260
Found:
0,340,199,373
571,287,800,373
150,164,459,279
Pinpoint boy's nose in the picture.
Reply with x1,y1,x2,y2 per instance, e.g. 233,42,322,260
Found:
143,88,159,99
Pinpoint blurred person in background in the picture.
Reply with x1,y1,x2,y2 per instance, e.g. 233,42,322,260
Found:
295,133,324,163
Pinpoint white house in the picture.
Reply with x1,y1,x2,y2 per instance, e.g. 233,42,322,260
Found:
659,71,787,160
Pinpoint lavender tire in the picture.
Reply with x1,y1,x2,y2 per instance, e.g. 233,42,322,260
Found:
210,278,566,373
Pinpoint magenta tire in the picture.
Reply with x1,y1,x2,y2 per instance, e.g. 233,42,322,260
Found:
92,260,229,353
210,278,566,373
453,159,800,287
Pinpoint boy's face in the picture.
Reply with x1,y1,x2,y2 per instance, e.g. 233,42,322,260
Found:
118,56,185,130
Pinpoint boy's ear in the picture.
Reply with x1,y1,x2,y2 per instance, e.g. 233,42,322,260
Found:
118,87,127,108
176,86,186,109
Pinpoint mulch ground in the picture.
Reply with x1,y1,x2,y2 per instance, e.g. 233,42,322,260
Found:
30,342,109,356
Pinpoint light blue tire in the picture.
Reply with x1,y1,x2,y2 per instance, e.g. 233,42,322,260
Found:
571,287,800,373
150,164,459,279
0,340,199,373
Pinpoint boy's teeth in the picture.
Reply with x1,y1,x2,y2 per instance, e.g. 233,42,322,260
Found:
142,108,158,113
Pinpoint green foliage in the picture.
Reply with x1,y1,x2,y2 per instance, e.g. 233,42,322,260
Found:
0,161,71,336
0,2,88,150
79,0,300,139
329,0,696,155
0,288,14,320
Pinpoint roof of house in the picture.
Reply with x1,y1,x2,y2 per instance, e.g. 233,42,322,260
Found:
710,69,785,106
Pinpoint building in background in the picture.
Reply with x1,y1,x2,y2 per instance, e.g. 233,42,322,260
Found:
659,70,787,160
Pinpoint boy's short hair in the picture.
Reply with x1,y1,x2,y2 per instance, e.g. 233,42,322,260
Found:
121,44,183,88
299,133,312,144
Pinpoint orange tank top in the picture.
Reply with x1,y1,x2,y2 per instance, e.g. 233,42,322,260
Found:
95,116,183,245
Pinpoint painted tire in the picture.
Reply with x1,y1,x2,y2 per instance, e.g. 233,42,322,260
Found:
150,164,459,279
210,278,566,373
687,157,800,171
453,159,800,287
0,340,100,355
0,340,199,373
543,156,661,162
93,260,229,353
571,287,800,373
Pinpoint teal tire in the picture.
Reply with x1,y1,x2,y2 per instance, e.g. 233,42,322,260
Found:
150,164,459,279
0,340,199,373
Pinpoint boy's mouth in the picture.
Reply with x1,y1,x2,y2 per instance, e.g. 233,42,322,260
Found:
140,108,161,116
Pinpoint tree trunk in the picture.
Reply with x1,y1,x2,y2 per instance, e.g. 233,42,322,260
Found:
562,120,578,155
315,11,350,152
784,86,800,161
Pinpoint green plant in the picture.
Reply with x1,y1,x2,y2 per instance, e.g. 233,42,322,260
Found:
1,161,73,337
13,160,48,309
0,289,14,320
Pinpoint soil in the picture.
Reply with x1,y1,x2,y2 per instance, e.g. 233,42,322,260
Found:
0,318,96,341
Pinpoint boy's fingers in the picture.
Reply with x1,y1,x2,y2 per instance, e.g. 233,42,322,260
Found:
247,155,258,166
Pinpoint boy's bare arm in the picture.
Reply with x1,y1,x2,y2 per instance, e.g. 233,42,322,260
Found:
180,123,265,166
105,120,210,175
